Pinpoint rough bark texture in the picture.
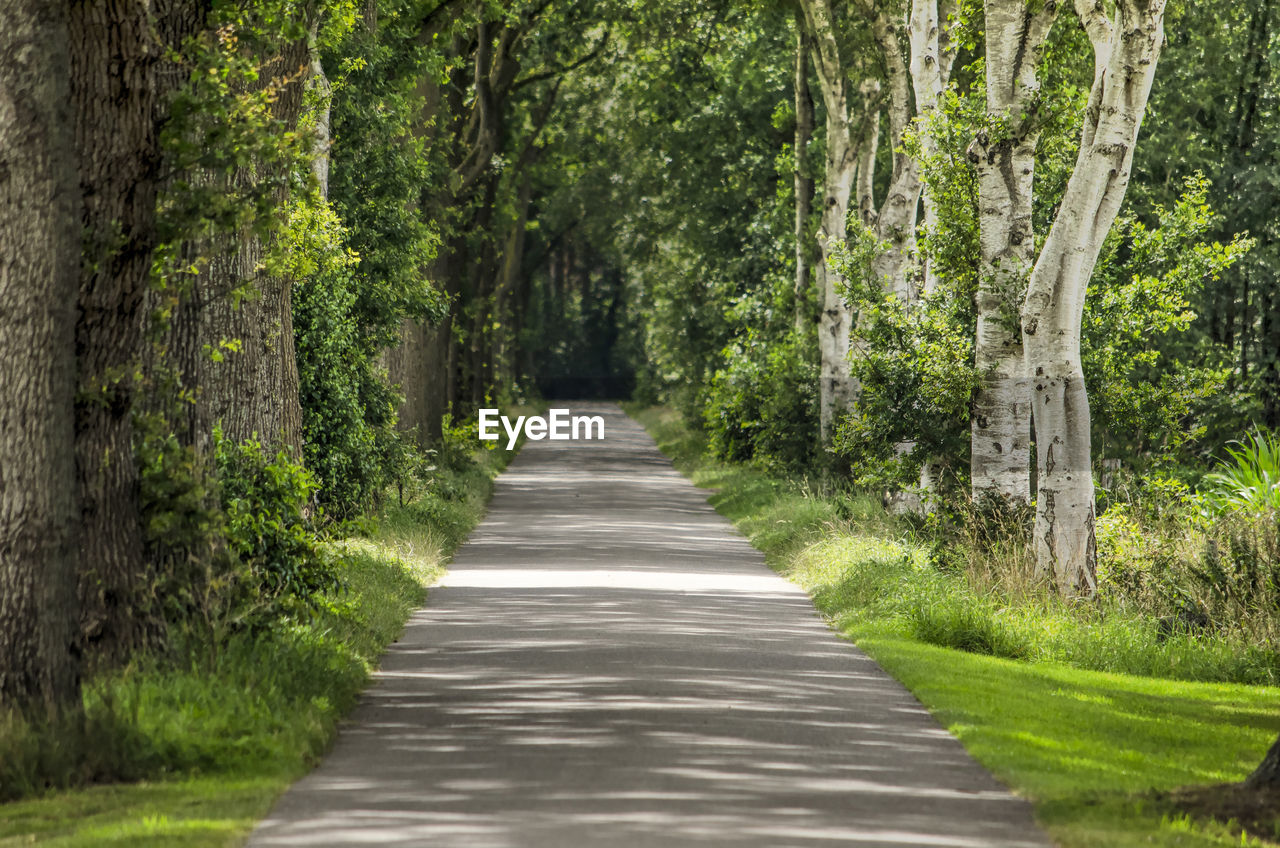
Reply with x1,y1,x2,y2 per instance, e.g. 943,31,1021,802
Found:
968,0,1058,505
1023,0,1167,595
0,0,82,715
180,33,309,455
793,21,816,334
386,318,431,444
1245,733,1280,789
69,0,175,658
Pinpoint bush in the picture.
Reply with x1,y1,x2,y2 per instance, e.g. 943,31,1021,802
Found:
289,198,408,518
703,331,820,472
216,432,340,621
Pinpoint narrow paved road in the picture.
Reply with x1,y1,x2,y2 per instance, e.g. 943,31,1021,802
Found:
249,403,1049,848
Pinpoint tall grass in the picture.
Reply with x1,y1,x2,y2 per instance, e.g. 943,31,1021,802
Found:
630,404,1280,687
1202,430,1280,515
0,436,513,804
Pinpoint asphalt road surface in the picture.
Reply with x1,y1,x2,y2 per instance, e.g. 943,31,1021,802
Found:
248,403,1050,848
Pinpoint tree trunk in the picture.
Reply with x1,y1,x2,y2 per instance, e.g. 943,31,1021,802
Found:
799,0,863,446
1245,733,1280,789
493,169,534,390
386,318,431,443
793,20,816,334
1023,0,1167,595
0,0,82,716
910,0,957,297
69,0,178,659
968,0,1057,505
869,6,923,304
181,33,309,455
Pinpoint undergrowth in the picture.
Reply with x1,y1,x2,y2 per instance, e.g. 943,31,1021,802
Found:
627,403,1280,686
0,430,512,833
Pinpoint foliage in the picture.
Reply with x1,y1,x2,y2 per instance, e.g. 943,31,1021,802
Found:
323,1,447,338
704,329,820,472
287,197,410,517
547,2,795,414
1085,177,1253,465
1202,430,1280,516
1136,0,1280,432
215,432,338,620
832,230,977,489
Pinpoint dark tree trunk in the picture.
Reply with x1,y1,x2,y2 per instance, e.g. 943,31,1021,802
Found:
387,317,431,443
1245,733,1280,789
68,0,175,659
0,0,83,716
176,32,309,455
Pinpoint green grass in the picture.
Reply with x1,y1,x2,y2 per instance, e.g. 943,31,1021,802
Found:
0,442,514,847
627,403,1280,847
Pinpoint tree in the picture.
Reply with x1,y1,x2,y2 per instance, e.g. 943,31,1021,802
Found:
69,0,208,658
173,12,311,456
792,17,817,333
967,0,1058,504
0,0,82,715
1022,0,1169,594
1246,734,1280,789
798,0,877,444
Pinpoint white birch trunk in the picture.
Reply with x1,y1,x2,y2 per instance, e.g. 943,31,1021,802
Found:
909,0,957,297
1023,0,1167,595
869,8,922,303
968,0,1058,505
800,0,862,445
307,24,332,199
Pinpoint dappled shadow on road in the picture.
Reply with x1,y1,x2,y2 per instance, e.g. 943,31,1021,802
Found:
249,404,1047,848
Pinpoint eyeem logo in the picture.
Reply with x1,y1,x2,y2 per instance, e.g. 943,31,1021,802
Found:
478,408,605,450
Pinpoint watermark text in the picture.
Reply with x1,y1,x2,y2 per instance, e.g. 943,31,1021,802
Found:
478,408,605,450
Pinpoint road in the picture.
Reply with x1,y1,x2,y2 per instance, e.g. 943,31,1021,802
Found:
248,403,1049,847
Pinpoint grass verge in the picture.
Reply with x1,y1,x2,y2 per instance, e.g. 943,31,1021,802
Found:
0,442,514,847
627,403,1280,847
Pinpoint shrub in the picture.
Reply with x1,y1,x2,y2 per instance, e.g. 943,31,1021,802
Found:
703,331,820,472
216,431,340,620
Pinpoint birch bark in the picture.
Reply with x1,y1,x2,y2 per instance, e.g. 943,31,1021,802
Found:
968,0,1058,505
868,6,922,303
1023,0,1167,594
798,0,871,444
910,0,957,297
